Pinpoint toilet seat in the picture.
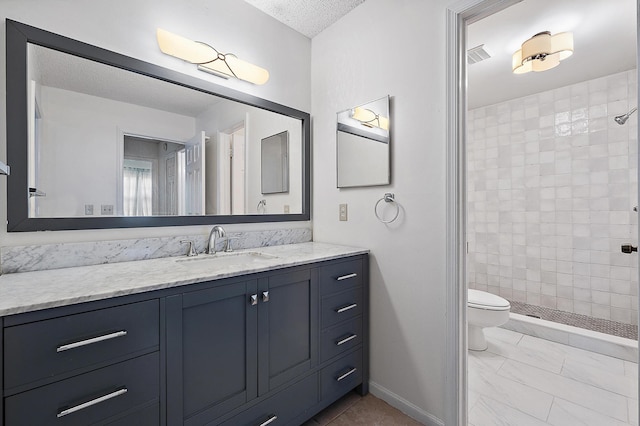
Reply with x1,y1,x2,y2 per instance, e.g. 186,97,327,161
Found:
468,289,510,311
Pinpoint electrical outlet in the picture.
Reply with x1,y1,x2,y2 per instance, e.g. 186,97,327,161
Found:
284,204,290,213
84,204,94,215
339,204,348,221
101,204,114,215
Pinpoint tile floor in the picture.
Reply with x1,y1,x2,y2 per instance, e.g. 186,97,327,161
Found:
302,392,421,425
469,326,639,425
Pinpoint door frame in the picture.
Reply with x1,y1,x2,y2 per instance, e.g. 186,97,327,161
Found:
445,1,640,425
217,119,247,215
445,2,524,422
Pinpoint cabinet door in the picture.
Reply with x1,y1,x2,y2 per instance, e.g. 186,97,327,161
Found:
166,279,258,426
258,268,318,394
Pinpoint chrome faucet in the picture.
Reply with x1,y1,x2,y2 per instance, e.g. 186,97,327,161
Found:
180,240,198,257
207,225,226,254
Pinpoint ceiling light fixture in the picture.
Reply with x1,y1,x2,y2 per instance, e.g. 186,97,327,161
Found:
156,28,269,85
350,107,389,130
512,31,573,74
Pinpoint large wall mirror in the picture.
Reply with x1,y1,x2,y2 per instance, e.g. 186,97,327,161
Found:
336,95,390,188
6,20,310,231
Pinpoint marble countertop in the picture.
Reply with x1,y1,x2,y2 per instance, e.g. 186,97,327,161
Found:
0,242,368,317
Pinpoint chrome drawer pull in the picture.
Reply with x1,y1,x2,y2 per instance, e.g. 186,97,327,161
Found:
258,415,278,426
56,331,127,353
336,334,357,346
336,367,357,382
57,388,128,418
262,291,270,303
250,294,258,306
336,303,357,313
336,273,357,281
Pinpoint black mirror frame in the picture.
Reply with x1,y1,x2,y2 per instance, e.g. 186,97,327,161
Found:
6,19,310,232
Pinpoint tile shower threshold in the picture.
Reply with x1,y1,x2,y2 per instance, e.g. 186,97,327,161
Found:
508,300,638,340
502,312,638,362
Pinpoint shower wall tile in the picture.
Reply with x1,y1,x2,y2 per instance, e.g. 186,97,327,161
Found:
468,69,638,325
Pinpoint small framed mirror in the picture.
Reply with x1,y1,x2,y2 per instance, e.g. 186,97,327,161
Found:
261,131,289,194
336,95,390,188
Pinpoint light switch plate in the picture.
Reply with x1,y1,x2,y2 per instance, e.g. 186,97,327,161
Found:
284,204,290,213
84,204,94,215
339,204,348,221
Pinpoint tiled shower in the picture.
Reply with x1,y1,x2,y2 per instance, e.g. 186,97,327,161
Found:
467,69,639,328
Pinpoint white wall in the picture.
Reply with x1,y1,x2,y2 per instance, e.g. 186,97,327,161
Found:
312,0,449,423
36,86,195,217
196,102,303,216
0,0,311,246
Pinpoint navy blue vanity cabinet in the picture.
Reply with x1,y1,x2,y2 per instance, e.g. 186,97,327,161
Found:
0,253,368,426
2,299,161,425
166,266,318,426
257,267,318,394
166,278,259,425
317,257,369,403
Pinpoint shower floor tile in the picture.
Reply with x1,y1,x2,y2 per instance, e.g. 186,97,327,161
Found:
469,327,639,425
509,300,638,340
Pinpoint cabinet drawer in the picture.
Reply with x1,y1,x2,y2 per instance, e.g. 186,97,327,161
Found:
319,258,363,295
219,373,318,426
320,317,362,362
320,349,363,401
4,299,159,390
321,287,363,328
5,352,159,426
104,403,159,425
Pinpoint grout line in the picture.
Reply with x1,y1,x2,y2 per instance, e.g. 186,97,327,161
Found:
509,300,638,340
545,396,557,423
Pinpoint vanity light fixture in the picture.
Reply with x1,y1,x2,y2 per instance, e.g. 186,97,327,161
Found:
156,28,269,85
512,31,573,74
350,107,389,130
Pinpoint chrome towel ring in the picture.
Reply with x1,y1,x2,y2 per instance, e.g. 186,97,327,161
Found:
374,193,399,223
257,199,267,214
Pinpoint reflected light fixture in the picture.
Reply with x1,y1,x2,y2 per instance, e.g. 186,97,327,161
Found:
156,28,269,85
350,107,389,130
512,31,573,74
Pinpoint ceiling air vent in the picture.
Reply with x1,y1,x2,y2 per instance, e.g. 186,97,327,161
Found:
467,44,491,65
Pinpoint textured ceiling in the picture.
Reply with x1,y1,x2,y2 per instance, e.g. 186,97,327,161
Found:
244,0,366,38
468,0,637,109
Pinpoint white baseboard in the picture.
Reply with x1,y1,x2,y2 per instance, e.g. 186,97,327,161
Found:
368,381,444,426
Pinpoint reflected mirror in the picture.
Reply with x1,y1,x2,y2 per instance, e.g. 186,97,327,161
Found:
336,96,390,188
7,20,310,231
261,131,289,194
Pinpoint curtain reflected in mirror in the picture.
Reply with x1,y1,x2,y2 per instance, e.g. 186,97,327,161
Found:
123,159,152,216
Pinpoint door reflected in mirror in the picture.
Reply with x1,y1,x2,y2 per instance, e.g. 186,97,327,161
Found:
336,96,390,188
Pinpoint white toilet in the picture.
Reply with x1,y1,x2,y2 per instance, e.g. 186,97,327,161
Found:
467,289,511,351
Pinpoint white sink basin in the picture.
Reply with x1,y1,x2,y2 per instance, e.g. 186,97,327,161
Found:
175,251,278,266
